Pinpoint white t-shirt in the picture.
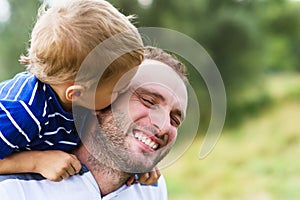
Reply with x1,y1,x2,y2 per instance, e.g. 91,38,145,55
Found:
0,167,167,200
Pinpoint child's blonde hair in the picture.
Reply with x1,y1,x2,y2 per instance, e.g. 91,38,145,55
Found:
20,0,144,86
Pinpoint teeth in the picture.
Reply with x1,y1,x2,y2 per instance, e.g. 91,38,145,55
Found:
134,131,159,150
145,139,151,146
149,141,155,148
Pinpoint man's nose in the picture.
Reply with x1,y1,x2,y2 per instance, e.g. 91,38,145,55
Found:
149,105,170,134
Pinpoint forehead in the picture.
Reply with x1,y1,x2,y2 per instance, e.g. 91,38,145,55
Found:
130,59,188,114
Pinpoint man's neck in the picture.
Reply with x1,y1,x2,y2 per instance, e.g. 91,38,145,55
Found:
73,145,131,196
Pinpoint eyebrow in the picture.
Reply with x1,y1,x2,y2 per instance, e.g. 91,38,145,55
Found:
136,88,185,121
136,87,165,101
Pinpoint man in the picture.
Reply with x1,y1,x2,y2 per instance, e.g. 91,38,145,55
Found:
0,47,188,200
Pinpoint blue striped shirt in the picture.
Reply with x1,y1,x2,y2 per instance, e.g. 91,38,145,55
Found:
0,72,80,159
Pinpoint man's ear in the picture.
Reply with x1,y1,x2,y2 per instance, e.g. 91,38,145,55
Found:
65,85,85,102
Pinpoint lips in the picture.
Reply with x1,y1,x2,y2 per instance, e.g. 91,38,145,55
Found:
134,130,159,150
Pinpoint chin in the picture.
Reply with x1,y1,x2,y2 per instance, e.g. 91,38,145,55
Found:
115,153,159,174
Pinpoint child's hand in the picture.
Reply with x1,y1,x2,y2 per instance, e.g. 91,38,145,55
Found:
126,167,161,186
34,150,82,182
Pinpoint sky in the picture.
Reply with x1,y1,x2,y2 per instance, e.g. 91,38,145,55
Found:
0,0,10,23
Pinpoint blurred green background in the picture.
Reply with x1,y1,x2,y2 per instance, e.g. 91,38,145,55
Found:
1,0,300,199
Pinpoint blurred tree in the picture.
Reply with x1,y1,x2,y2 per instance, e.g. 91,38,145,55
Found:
1,0,300,128
259,1,300,72
0,0,40,81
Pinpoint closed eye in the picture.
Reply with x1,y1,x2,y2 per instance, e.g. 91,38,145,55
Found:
133,90,156,107
171,115,181,127
171,109,183,127
141,96,156,107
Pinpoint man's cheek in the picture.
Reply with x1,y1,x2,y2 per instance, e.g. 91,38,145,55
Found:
168,130,178,144
128,103,146,123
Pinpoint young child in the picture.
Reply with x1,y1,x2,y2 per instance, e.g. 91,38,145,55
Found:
0,0,159,184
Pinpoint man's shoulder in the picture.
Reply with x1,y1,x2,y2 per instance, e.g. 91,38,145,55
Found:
0,170,99,200
0,173,45,182
108,176,168,200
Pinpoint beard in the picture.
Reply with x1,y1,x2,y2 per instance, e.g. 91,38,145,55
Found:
84,108,172,174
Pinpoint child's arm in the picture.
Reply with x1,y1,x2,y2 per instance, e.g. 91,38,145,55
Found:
0,150,82,181
126,166,161,185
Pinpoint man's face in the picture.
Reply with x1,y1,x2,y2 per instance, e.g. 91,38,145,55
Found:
90,59,188,173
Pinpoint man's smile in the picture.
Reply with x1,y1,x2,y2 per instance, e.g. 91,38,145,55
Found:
132,127,168,152
134,130,159,151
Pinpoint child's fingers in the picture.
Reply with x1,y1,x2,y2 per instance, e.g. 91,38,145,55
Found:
70,155,82,174
126,175,136,186
145,170,158,185
46,168,71,181
63,163,77,176
60,156,82,179
60,170,71,179
48,175,63,182
38,151,82,181
154,167,161,179
64,166,76,176
136,172,150,184
137,167,161,185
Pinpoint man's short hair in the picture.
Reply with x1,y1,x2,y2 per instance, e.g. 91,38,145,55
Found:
144,46,188,84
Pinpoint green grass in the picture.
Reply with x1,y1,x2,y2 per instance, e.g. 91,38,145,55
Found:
163,73,300,200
